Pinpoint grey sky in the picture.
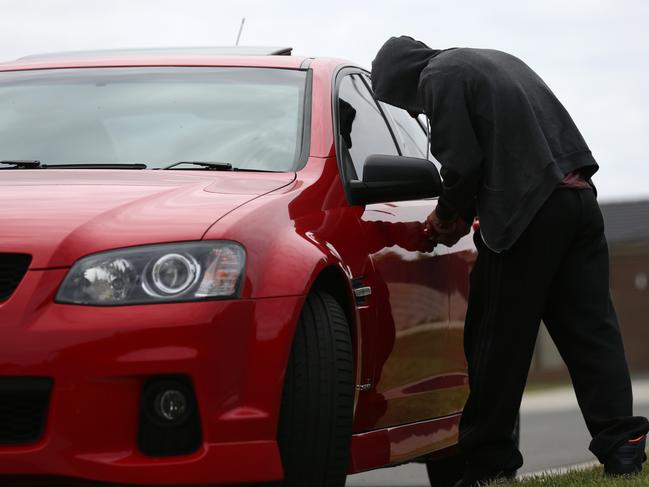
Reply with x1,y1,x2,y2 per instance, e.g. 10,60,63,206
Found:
1,0,647,201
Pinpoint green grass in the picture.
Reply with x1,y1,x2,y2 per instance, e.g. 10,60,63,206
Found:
491,462,649,486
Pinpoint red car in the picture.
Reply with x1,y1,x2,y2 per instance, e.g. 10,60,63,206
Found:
0,47,482,486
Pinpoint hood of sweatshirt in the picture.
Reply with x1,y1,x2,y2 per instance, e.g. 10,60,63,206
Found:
371,36,442,114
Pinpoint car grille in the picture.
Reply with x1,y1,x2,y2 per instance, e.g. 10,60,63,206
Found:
0,377,53,445
0,253,31,302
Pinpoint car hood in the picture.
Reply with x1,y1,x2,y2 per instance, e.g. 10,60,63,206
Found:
0,169,295,268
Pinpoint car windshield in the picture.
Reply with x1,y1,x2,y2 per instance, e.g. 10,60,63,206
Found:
0,67,308,171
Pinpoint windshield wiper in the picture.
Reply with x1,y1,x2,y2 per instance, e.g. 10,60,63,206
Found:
162,161,233,171
41,163,148,169
0,160,41,169
161,161,280,172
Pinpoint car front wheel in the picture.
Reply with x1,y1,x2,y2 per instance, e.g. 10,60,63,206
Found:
276,291,355,487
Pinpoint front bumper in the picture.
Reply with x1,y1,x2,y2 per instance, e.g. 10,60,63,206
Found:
0,269,304,485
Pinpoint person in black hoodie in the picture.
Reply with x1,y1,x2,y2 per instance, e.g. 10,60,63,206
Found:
371,36,649,486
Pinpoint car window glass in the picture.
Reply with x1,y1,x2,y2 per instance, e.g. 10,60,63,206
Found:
380,103,428,158
337,74,398,180
0,67,307,171
383,105,443,171
361,73,442,172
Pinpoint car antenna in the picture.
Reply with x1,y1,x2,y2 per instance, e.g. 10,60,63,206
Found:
236,17,246,46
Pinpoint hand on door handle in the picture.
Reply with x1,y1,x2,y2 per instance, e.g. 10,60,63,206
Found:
425,210,470,247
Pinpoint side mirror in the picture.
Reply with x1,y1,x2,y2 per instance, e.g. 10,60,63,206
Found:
348,154,443,206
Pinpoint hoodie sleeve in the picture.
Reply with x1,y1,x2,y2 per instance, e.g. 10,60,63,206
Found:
419,63,482,222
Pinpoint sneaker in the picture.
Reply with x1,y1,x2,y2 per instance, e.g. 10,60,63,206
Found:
604,435,647,477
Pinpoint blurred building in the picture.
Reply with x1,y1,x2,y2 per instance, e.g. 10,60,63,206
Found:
530,199,649,380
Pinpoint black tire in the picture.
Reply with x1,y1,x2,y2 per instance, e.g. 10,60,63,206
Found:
426,414,520,486
276,291,355,487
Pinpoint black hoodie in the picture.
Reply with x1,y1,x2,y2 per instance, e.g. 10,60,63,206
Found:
371,36,598,252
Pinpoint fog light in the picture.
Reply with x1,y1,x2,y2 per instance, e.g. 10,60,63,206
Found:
154,389,187,421
139,376,201,456
141,377,196,427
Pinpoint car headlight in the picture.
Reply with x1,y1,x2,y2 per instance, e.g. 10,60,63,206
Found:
56,241,246,305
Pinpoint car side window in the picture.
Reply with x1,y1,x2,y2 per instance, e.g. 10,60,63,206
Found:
381,103,444,172
380,103,428,158
360,73,442,173
337,74,399,181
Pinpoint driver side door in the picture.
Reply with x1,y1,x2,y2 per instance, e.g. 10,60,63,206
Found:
336,72,466,431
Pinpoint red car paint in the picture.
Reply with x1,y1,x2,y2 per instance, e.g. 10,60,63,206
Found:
0,52,475,484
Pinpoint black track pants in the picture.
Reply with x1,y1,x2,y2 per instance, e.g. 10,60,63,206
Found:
458,187,649,472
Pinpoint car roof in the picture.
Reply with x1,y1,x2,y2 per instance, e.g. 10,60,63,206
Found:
18,46,295,61
0,46,311,72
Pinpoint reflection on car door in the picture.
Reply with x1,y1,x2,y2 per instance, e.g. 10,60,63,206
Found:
381,100,473,411
337,73,467,431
